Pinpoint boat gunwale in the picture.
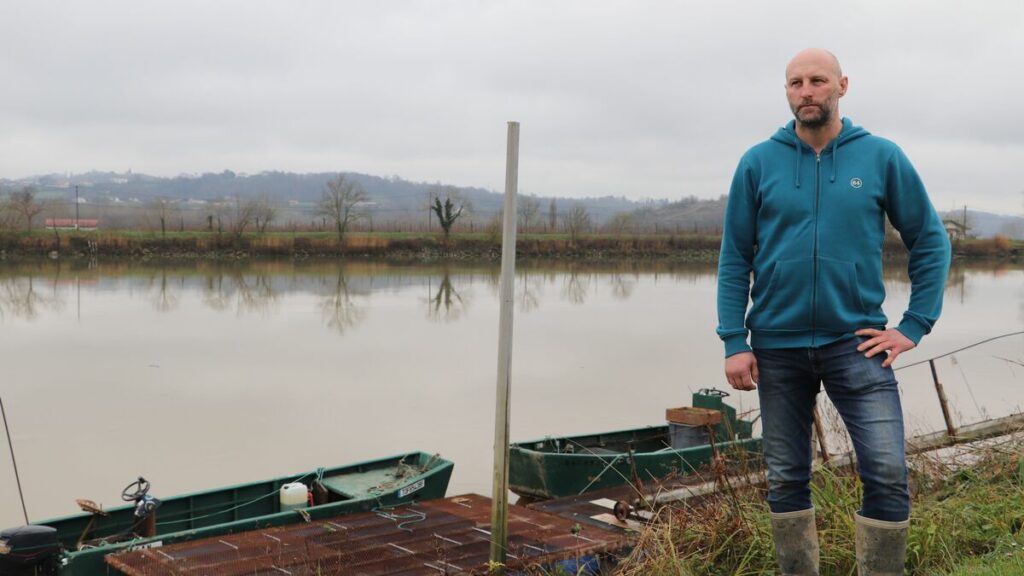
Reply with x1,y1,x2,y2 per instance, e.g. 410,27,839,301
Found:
34,450,445,527
510,425,759,458
23,451,453,574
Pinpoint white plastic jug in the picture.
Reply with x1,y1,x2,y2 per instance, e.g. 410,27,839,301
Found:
280,482,307,511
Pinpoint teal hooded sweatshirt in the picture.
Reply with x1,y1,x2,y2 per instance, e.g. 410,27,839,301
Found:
716,118,951,357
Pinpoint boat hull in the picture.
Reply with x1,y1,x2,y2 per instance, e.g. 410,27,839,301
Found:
510,426,761,500
15,452,452,576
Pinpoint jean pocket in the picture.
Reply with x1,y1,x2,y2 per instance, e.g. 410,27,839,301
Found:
815,257,867,330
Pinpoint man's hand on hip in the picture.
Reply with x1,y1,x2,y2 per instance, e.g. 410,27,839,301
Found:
725,352,758,391
855,328,915,368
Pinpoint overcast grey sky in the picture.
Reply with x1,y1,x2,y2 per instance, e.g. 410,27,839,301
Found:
1,1,1022,213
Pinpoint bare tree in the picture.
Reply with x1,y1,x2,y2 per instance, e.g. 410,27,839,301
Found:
254,196,277,234
518,195,540,233
209,200,231,237
0,198,18,232
147,197,177,240
430,186,469,239
605,212,636,235
484,211,503,244
7,187,45,232
318,174,367,243
562,204,592,244
547,198,558,232
231,195,259,241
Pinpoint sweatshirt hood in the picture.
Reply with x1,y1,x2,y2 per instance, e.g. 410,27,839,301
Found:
769,117,870,188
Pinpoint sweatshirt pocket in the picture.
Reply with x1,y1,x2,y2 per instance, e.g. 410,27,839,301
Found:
747,258,813,331
815,257,867,330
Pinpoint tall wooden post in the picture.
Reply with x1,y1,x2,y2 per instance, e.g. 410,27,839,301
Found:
929,359,957,437
489,121,519,570
812,406,831,463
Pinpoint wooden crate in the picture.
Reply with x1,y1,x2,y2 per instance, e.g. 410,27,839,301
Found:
665,406,721,426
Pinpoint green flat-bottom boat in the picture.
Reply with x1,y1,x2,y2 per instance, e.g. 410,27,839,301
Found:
510,389,761,500
0,451,453,576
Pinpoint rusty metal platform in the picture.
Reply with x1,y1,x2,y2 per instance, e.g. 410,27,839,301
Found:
527,461,766,533
105,494,629,575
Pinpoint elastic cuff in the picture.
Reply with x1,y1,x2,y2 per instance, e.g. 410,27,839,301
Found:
723,334,752,358
771,507,815,520
895,317,928,345
855,512,909,529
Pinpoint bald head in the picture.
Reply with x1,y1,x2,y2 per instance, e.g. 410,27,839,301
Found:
786,48,843,80
784,48,848,137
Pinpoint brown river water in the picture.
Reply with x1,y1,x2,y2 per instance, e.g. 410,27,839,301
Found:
1,258,1022,527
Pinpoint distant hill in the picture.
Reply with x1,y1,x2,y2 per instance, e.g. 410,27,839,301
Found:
939,209,1024,239
624,195,727,233
3,170,1021,236
621,197,1024,239
0,170,641,226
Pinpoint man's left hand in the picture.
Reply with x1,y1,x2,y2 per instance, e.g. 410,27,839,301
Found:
855,328,915,368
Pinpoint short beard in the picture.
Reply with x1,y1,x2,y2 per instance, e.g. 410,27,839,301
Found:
793,103,833,130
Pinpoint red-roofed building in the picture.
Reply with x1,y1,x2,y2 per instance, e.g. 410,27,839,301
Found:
45,218,98,230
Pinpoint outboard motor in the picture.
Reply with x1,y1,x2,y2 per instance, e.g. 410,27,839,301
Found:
0,525,60,575
134,494,161,519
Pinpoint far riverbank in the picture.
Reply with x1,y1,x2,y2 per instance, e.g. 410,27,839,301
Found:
0,230,1019,262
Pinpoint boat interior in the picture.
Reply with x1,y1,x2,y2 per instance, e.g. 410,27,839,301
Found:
524,427,673,455
52,452,441,551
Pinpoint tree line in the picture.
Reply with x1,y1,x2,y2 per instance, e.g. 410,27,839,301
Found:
1,177,726,241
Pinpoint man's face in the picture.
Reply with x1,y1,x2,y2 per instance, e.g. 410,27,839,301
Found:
785,58,847,129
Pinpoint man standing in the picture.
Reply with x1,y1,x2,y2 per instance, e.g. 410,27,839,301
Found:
716,48,950,575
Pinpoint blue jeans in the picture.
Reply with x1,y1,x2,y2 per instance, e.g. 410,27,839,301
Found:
754,336,910,522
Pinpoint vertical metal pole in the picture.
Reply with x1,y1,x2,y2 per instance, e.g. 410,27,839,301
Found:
1,396,30,524
489,121,519,570
929,360,957,437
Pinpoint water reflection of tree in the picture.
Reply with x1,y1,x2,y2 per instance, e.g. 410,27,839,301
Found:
561,269,591,304
203,273,231,312
608,272,637,300
318,267,365,334
237,274,277,314
946,264,968,305
0,276,63,320
427,270,468,321
149,268,179,313
201,268,279,315
518,273,543,313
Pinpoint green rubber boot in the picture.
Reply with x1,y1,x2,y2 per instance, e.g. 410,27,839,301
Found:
770,508,820,575
855,513,909,575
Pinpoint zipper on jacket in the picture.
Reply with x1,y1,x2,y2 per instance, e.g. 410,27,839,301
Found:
811,153,821,347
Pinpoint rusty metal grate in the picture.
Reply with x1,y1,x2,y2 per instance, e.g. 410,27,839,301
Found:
105,494,628,575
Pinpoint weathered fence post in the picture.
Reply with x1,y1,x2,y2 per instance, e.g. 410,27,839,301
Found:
812,405,831,463
929,359,957,437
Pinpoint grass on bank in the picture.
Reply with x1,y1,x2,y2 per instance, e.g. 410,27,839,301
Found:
611,437,1024,576
1,228,1019,258
0,228,727,258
